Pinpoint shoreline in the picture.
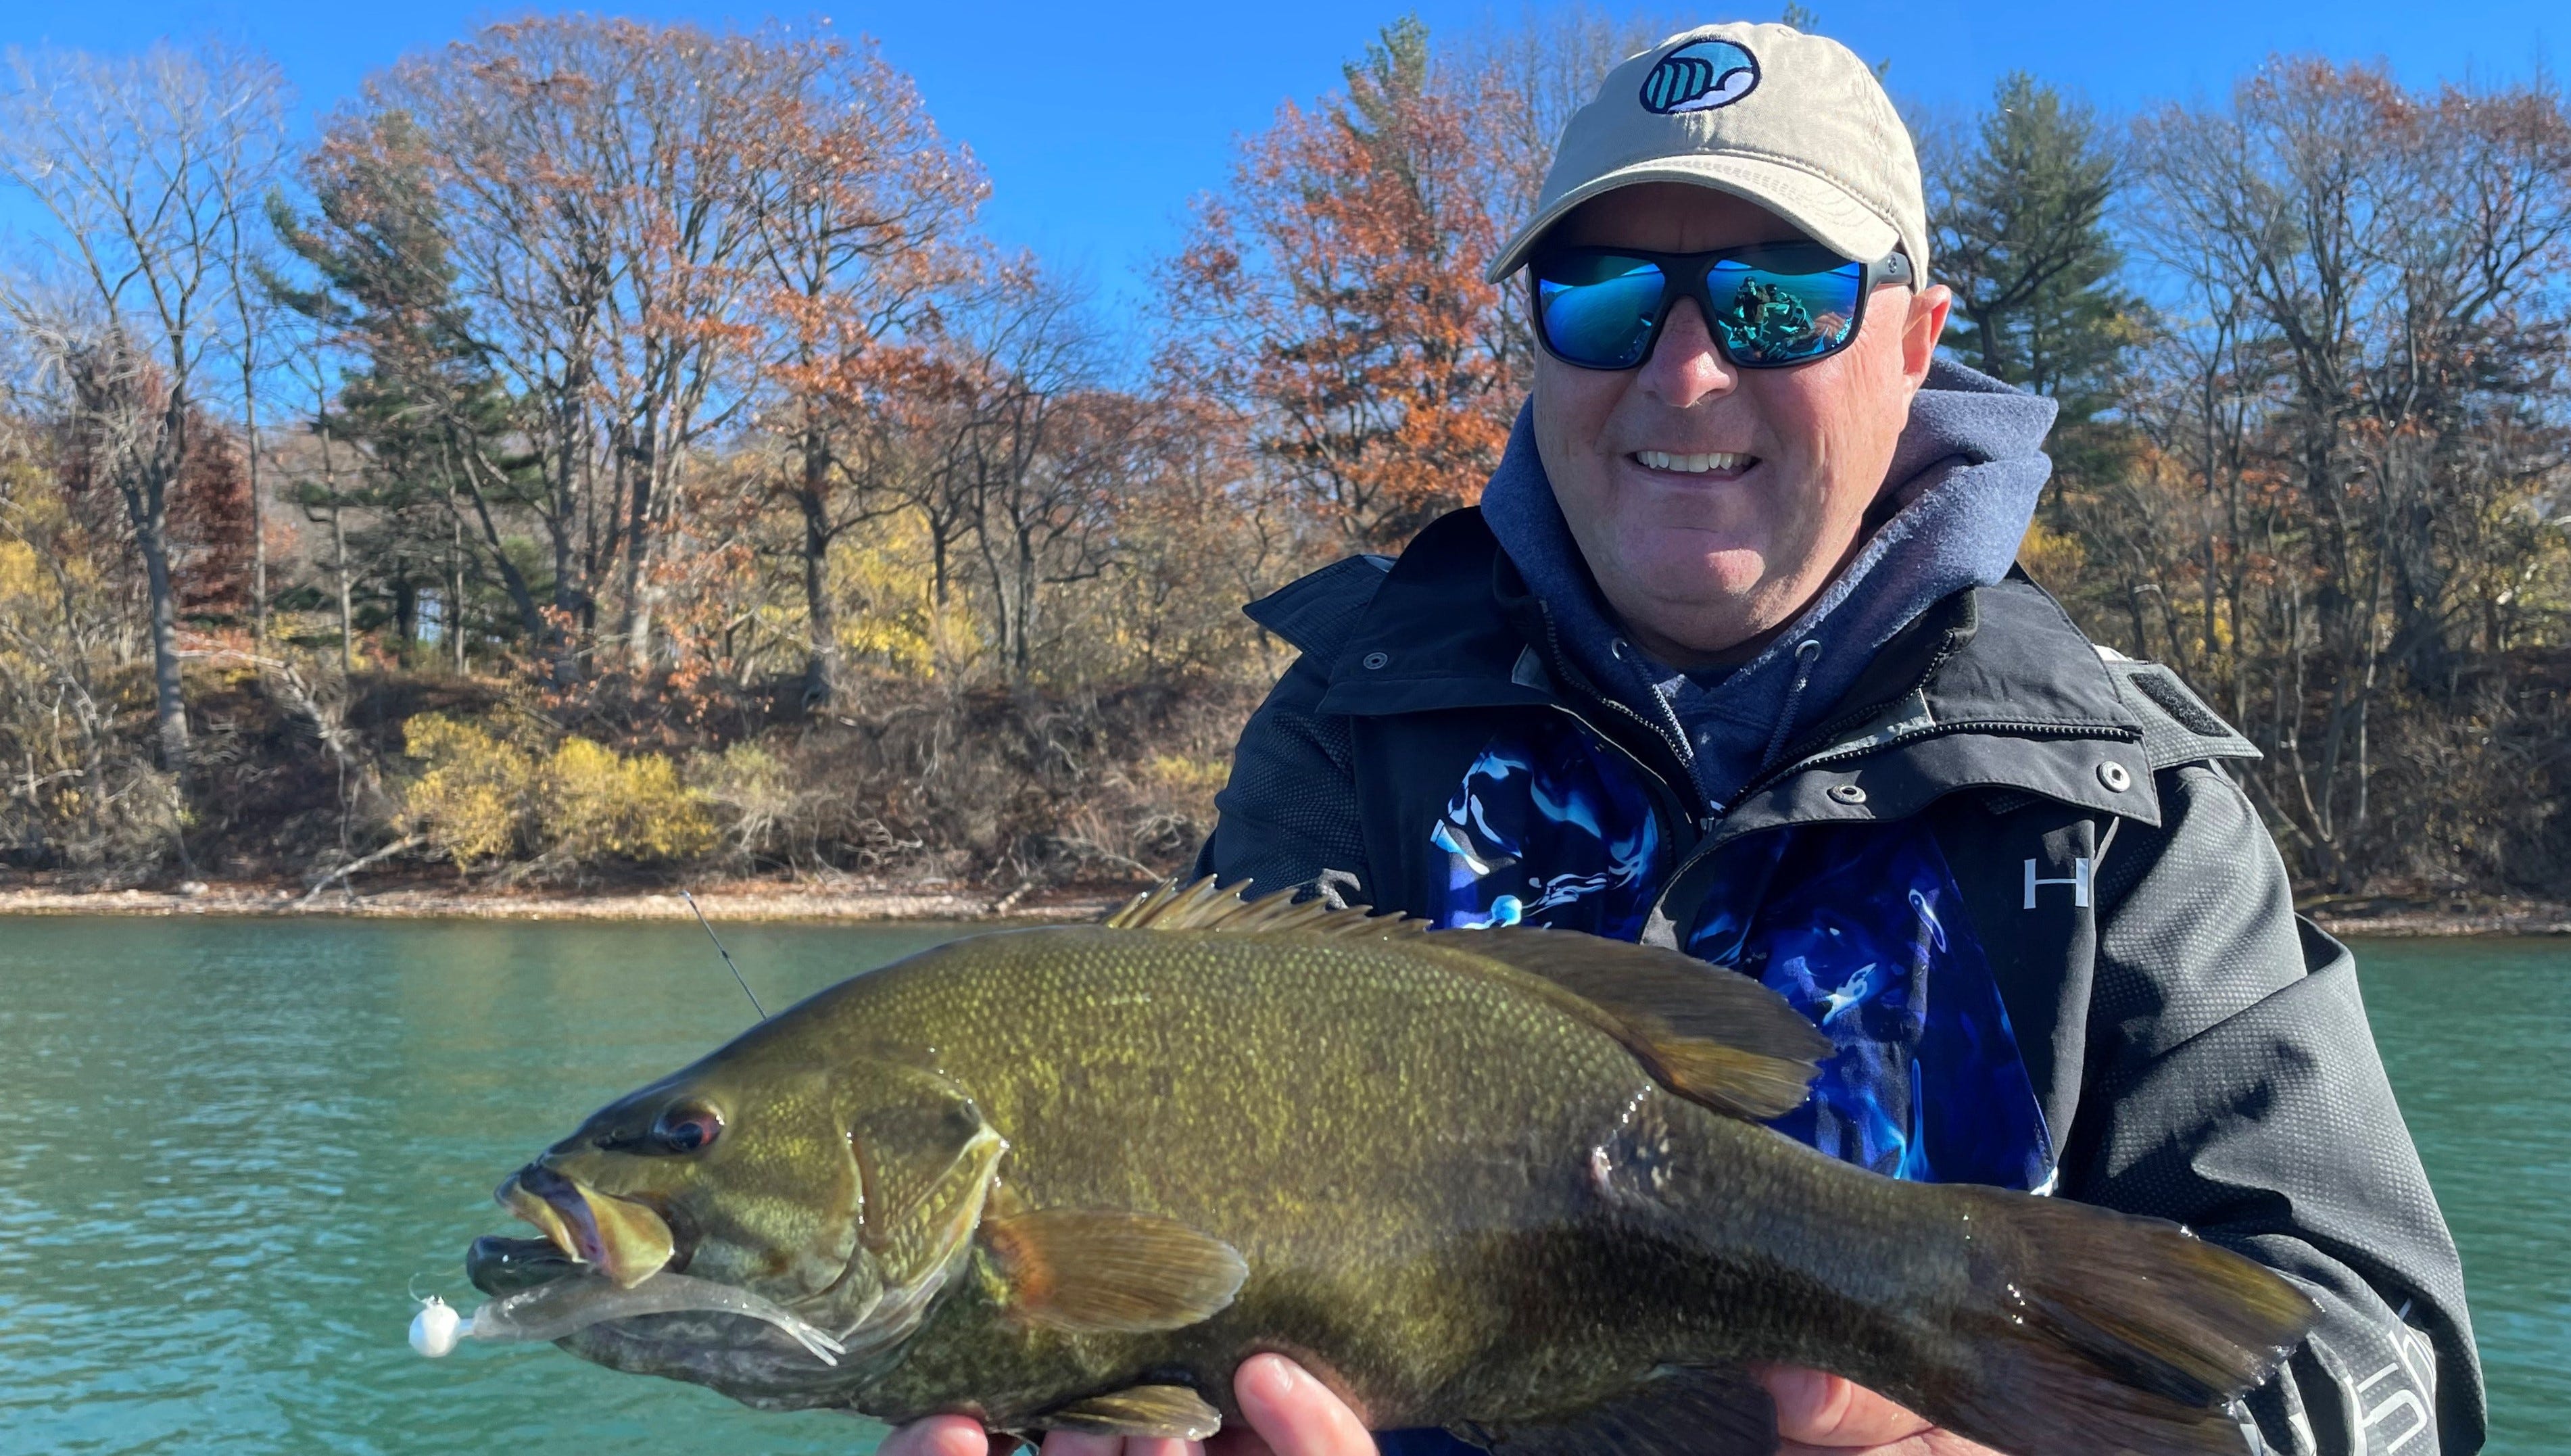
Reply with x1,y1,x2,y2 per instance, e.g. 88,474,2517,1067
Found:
0,881,2561,936
0,882,1122,923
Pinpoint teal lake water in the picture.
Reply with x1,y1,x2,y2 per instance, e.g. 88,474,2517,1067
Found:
0,918,2559,1453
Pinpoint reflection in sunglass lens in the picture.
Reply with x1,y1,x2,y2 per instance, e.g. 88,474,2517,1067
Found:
1709,258,1864,366
1535,255,1666,370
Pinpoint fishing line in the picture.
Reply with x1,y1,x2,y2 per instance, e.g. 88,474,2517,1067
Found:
682,890,766,1021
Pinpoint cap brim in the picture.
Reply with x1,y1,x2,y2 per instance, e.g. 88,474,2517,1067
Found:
1486,152,1902,283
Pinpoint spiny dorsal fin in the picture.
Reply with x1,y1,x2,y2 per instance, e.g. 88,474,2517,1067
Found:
1443,928,1829,1121
1103,876,1429,942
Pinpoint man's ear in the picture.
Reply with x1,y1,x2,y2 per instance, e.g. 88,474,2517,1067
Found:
1902,283,1952,385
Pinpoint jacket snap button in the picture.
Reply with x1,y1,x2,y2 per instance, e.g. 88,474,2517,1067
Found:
1361,652,1390,671
1827,783,1868,806
2098,762,2132,793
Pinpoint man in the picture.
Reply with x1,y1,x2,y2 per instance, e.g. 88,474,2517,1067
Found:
887,22,2480,1456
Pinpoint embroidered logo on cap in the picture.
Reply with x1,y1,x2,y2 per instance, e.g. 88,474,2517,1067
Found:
1640,38,1760,114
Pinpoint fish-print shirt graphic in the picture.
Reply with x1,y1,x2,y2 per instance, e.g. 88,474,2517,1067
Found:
1430,719,2056,1192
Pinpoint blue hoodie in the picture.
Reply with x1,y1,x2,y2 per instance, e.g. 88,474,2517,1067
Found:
1479,359,2059,814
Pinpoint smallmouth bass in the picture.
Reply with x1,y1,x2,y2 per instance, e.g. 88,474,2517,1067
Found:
462,880,2315,1456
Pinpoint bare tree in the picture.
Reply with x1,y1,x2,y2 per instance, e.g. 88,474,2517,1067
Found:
0,40,288,770
2119,60,2571,888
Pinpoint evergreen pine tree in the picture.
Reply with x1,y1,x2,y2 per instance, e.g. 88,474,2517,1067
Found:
1931,74,2139,489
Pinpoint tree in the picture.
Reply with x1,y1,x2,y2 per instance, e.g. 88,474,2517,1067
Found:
1168,18,1521,550
332,19,852,681
0,40,287,770
742,38,984,706
2109,60,2571,890
1929,73,2139,487
272,110,552,668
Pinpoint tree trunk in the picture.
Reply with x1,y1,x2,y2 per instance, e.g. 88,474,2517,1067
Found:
333,502,354,674
118,397,189,773
246,381,266,648
451,509,468,674
133,482,189,772
799,475,840,708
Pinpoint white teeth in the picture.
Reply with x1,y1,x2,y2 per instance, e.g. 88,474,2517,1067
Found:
1638,450,1750,474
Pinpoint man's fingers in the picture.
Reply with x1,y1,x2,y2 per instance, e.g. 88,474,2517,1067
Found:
1040,1431,1132,1456
1230,1354,1376,1456
1758,1366,1935,1447
879,1415,1002,1456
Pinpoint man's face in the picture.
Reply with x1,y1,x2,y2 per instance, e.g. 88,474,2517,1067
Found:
1530,183,1951,667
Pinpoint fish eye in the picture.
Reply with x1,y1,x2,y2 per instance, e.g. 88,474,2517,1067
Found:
650,1103,723,1154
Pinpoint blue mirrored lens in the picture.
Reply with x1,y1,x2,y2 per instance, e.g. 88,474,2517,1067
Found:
1708,258,1864,365
1536,256,1666,369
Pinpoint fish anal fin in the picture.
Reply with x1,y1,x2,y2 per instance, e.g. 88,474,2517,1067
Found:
982,1207,1249,1334
1466,1365,1776,1456
1041,1384,1224,1440
1103,877,1427,941
1458,928,1828,1121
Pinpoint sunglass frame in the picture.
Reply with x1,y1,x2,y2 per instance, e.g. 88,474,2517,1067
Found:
1527,242,1915,372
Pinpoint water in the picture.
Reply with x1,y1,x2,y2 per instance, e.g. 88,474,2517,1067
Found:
0,919,2558,1453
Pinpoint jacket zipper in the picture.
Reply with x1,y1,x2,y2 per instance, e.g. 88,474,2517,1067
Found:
1529,608,1715,854
1515,603,2142,932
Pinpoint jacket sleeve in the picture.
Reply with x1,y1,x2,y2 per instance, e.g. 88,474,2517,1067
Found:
2068,764,2484,1455
1191,652,1370,902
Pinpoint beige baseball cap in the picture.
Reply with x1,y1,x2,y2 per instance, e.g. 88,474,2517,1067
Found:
1486,22,1928,283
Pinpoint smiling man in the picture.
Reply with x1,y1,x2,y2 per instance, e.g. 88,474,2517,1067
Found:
886,21,2482,1456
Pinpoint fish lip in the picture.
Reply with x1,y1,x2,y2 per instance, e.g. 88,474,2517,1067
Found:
465,1234,579,1297
497,1165,679,1288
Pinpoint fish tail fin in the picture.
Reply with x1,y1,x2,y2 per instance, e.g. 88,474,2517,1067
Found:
1907,1186,2319,1456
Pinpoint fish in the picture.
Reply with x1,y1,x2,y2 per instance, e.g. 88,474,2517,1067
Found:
462,879,2317,1456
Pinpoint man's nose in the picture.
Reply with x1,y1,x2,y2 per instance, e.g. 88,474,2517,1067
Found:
1639,297,1735,407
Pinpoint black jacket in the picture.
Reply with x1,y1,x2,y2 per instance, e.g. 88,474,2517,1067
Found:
1197,509,2482,1455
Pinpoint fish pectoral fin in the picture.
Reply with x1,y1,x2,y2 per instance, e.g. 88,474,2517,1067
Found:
1455,929,1829,1121
1466,1365,1775,1456
1040,1384,1224,1440
982,1207,1249,1334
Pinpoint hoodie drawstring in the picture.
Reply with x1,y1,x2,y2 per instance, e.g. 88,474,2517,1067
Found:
1758,638,1824,776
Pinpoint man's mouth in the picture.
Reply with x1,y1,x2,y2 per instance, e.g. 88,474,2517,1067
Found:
486,1164,677,1290
1633,449,1756,475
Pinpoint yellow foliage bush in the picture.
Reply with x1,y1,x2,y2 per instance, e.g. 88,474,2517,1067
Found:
402,714,540,869
402,714,715,870
544,737,717,864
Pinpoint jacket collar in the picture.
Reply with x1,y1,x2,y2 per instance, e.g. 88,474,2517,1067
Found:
1314,508,2159,828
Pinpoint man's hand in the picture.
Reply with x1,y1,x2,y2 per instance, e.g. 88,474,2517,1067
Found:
876,1355,1378,1456
1759,1367,2002,1456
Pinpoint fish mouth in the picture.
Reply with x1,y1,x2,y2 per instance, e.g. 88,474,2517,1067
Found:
489,1164,677,1290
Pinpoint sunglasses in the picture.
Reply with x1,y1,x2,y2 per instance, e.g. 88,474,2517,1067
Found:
1529,242,1915,371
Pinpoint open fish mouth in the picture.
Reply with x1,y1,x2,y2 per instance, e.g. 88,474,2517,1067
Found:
485,1165,677,1290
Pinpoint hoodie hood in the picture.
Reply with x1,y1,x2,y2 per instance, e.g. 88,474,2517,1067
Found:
1481,358,2059,812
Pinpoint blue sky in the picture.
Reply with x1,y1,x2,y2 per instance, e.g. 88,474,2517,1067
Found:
4,0,2560,297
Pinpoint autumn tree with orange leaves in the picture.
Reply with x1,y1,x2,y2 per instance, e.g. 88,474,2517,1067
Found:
1168,18,1525,551
740,38,984,706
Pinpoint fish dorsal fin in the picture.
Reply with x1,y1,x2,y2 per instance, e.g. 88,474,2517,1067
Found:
1103,877,1429,942
1451,927,1829,1121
